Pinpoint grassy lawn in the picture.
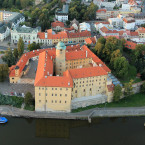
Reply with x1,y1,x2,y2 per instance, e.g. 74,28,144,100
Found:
72,93,145,113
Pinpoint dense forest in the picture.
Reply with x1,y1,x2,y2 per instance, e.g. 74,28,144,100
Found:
0,0,34,9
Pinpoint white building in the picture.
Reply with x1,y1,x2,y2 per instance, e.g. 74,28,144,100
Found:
123,17,135,30
0,11,25,29
122,4,131,10
108,18,123,28
11,25,41,44
79,22,91,32
0,24,10,42
55,5,69,22
100,2,116,10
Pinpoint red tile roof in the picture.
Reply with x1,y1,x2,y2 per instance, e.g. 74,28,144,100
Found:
37,29,91,40
125,41,137,50
69,66,107,79
100,26,119,34
51,21,64,28
130,31,139,36
96,9,107,13
85,37,96,44
137,27,145,33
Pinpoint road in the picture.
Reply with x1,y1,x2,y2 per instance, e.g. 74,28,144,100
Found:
1,105,145,119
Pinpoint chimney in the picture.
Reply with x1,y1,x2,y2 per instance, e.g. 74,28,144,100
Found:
51,56,52,60
47,72,49,75
68,82,70,86
86,51,88,58
45,76,47,78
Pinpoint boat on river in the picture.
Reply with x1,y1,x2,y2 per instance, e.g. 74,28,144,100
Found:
0,117,8,124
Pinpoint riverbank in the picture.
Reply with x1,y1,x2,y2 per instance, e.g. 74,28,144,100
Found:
1,105,145,120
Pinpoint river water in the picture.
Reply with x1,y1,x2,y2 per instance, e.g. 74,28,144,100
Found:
1,117,145,145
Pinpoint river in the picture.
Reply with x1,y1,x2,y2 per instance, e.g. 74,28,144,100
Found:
1,117,145,145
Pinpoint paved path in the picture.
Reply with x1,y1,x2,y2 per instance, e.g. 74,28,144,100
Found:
1,105,145,120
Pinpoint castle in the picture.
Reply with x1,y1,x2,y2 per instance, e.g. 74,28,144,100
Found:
9,42,114,112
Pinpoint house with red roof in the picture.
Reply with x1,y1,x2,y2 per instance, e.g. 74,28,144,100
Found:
51,21,65,31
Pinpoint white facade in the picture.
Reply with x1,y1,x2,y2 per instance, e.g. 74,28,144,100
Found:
123,21,135,30
37,38,52,46
79,22,91,32
55,14,68,22
135,19,145,26
108,18,123,28
100,2,116,10
0,27,10,42
11,26,40,44
122,4,131,10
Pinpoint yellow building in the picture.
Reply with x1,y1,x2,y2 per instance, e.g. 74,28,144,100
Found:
9,42,114,112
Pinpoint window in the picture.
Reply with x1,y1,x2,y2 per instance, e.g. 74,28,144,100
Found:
65,101,67,103
55,94,57,96
52,100,53,103
39,87,40,90
55,88,57,90
52,94,53,96
46,100,47,103
83,89,85,92
66,88,68,91
39,100,41,103
75,90,77,93
39,93,41,96
52,88,53,90
60,94,62,96
60,88,62,90
90,88,91,91
46,93,47,96
42,88,44,90
65,94,67,97
60,101,61,103
55,100,57,103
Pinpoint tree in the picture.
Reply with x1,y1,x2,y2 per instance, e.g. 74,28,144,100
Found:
141,70,145,80
110,49,122,66
2,48,15,67
132,44,145,72
17,37,24,57
24,92,33,105
113,85,122,102
124,80,134,96
97,37,106,45
13,48,18,61
141,82,145,94
95,42,105,57
0,64,9,82
28,43,40,51
113,57,129,78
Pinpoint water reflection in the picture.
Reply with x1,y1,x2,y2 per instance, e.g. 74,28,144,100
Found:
35,118,104,138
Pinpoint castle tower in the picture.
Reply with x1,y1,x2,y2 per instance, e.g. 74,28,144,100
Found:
55,41,66,76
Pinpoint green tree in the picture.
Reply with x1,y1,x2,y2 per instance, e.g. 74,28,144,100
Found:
113,57,129,78
124,80,134,96
2,48,15,67
141,69,145,80
0,64,9,82
13,48,19,61
113,85,122,102
24,92,33,105
141,82,145,94
132,44,145,72
17,37,24,57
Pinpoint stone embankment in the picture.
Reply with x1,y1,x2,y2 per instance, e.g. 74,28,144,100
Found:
1,105,145,120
